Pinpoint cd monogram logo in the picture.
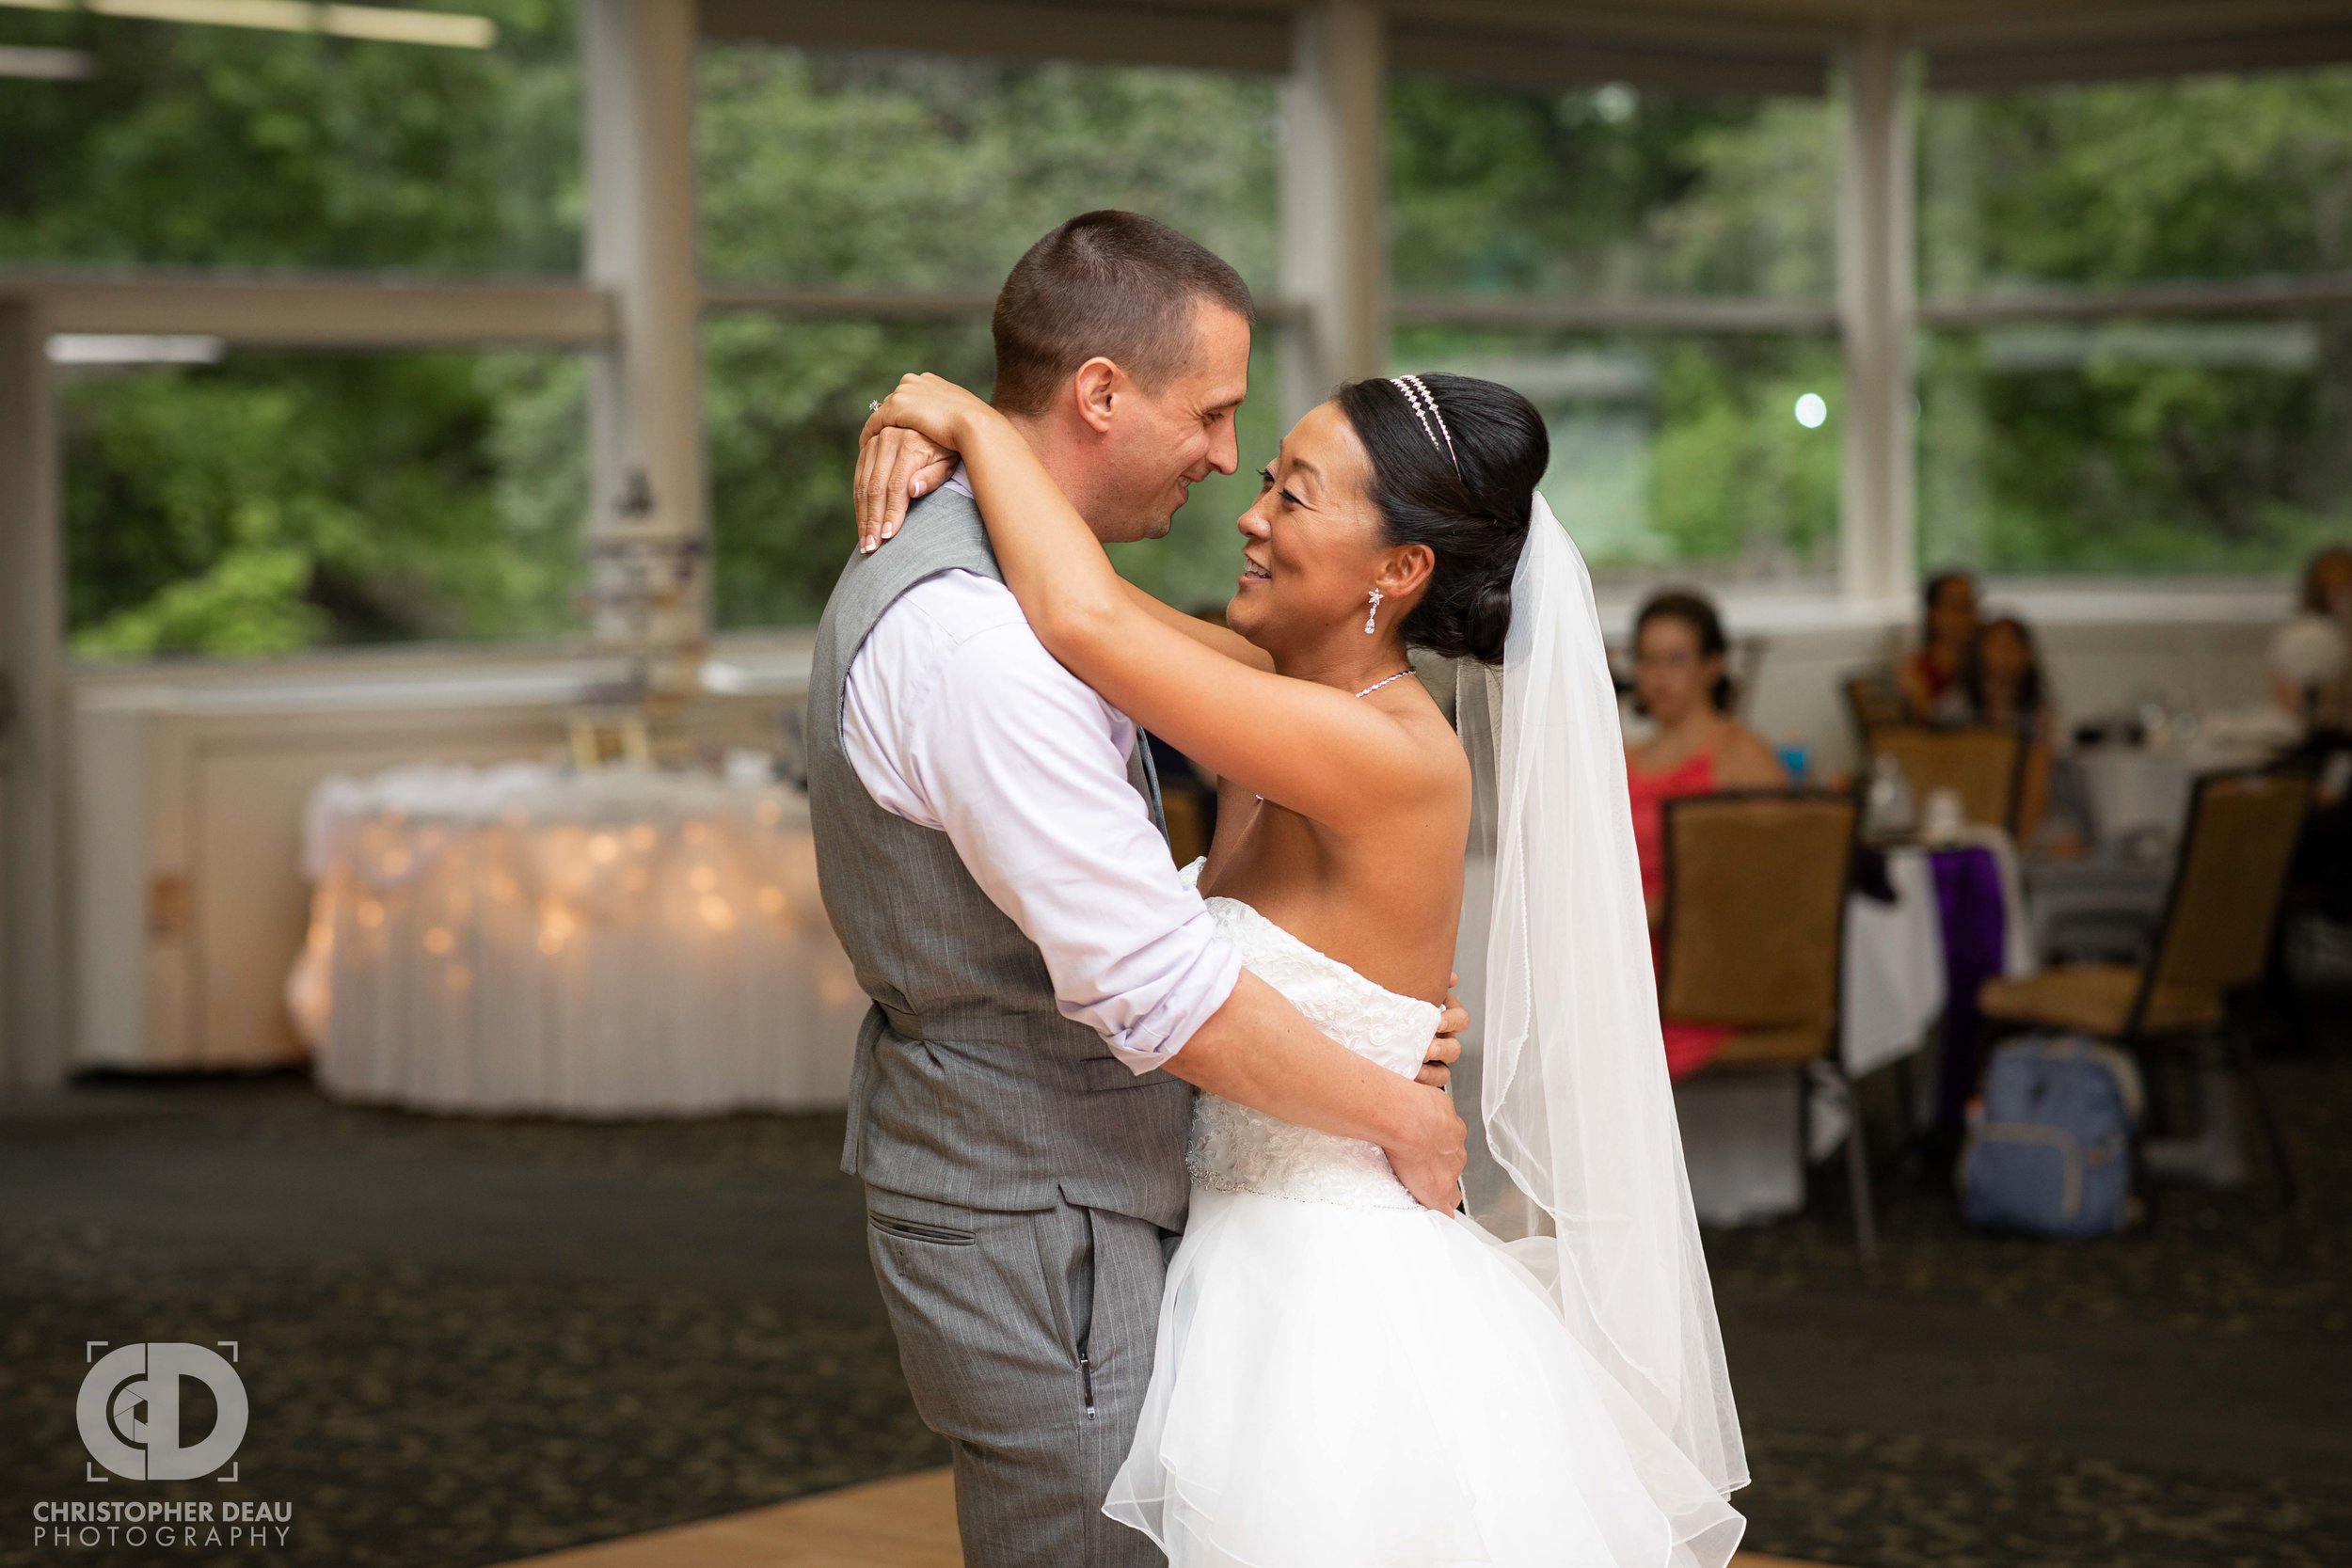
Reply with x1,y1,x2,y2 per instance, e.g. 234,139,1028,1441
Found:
76,1342,249,1482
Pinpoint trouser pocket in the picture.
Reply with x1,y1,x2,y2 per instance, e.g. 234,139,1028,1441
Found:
1034,1203,1098,1418
868,1212,977,1246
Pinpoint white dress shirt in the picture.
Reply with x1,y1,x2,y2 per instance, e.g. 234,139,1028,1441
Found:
839,472,1241,1071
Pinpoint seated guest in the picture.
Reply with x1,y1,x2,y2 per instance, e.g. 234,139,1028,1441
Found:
1624,591,1788,1078
2274,547,2352,922
1898,568,1979,721
1956,613,2070,851
2272,544,2352,732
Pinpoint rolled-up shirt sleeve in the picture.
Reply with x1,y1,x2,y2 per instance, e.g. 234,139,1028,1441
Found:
843,581,1241,1070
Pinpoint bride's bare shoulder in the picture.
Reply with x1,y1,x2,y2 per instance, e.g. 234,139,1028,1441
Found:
1370,691,1474,801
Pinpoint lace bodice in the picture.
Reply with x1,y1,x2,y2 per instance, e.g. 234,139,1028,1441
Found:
1179,859,1443,1212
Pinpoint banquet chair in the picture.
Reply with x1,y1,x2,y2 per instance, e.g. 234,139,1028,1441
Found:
1867,723,2026,835
1660,791,1872,1258
1843,673,1909,744
1978,768,2314,1207
1160,784,1211,868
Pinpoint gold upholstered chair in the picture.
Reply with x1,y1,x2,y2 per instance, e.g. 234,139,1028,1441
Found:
1867,722,2027,835
1843,674,1910,744
1979,768,2314,1205
1659,791,1871,1257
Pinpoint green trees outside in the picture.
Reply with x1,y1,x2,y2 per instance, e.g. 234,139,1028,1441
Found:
1916,73,2352,577
0,0,584,656
1390,80,1843,583
693,47,1280,623
2,6,2344,658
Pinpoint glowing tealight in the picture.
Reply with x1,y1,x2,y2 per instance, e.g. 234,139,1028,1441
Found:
589,832,620,863
423,927,454,955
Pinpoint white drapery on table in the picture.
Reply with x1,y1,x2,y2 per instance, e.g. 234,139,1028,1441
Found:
289,761,869,1117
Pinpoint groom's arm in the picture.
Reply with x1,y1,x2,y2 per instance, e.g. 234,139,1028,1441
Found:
1160,974,1467,1209
843,577,1468,1209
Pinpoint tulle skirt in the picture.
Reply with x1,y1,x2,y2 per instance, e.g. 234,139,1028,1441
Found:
1104,1185,1746,1568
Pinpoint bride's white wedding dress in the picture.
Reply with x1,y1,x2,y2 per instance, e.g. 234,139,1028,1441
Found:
1103,861,1745,1568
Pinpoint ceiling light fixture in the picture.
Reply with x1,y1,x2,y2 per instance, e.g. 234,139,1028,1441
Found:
0,0,496,50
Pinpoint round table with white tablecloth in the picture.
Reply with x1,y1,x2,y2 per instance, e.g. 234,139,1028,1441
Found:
288,761,870,1117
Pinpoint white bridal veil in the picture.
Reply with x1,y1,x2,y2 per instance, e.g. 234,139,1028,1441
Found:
1454,493,1749,1501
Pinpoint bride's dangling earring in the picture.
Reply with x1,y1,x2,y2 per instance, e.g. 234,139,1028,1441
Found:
1364,588,1383,635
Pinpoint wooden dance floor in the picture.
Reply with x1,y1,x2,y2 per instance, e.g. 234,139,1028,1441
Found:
494,1467,1832,1568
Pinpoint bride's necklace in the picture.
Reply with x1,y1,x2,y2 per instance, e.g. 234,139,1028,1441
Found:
1252,668,1415,803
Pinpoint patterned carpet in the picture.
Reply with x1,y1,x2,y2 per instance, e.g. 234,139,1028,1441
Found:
2,1022,2344,1568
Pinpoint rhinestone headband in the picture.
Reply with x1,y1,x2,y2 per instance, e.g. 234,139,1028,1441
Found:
1391,373,1459,476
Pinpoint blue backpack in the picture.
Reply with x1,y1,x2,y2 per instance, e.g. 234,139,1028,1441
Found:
1959,1035,2144,1239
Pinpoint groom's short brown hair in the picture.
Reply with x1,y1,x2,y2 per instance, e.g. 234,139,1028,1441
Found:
992,211,1254,417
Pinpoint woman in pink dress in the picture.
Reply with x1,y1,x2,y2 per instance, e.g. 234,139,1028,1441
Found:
1623,592,1788,1077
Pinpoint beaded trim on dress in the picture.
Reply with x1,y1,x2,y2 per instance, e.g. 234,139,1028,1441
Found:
1178,859,1443,1212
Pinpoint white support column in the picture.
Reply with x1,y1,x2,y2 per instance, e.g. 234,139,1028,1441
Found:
1279,0,1388,419
1836,22,1916,606
0,302,68,1091
584,0,709,686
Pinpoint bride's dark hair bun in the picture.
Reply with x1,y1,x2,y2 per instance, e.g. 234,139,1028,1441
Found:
1333,372,1549,665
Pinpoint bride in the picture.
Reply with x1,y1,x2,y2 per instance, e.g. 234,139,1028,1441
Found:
858,368,1748,1567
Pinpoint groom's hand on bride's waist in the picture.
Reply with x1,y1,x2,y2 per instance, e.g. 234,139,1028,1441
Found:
1417,971,1467,1090
1382,1085,1469,1213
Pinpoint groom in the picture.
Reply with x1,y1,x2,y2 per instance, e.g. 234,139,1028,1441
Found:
807,211,1469,1567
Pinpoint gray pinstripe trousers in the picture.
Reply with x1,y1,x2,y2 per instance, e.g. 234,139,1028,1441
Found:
865,1184,1175,1568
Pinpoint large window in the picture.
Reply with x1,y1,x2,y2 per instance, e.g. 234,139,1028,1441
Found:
704,312,995,630
1917,320,2352,576
1389,79,1836,303
0,1,580,275
1916,66,2352,576
61,346,587,657
1389,78,1840,591
696,44,1283,628
1397,326,1841,584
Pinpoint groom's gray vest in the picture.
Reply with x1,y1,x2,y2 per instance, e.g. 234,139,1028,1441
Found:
806,485,1196,1230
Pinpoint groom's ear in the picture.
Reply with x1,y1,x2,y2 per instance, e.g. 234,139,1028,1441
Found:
1070,356,1120,435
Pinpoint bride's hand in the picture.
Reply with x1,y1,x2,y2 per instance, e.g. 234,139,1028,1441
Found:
854,427,958,553
1418,972,1467,1090
855,372,997,553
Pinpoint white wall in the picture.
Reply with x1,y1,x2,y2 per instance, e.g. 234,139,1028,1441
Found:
55,592,2286,1079
1606,580,2285,778
68,635,816,1071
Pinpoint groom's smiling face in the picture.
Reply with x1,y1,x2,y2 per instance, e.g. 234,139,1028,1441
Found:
1090,300,1251,543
